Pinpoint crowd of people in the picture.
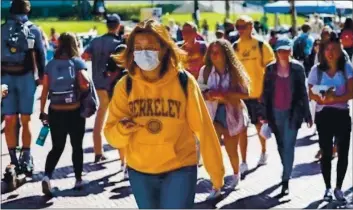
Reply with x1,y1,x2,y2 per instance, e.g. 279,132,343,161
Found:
1,0,353,209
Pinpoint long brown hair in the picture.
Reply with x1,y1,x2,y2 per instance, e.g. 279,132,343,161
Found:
113,19,186,77
204,39,250,93
54,32,80,59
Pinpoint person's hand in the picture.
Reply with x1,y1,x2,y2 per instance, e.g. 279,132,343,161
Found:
1,84,8,98
39,112,49,125
258,116,268,124
321,95,336,105
208,90,225,100
118,117,142,134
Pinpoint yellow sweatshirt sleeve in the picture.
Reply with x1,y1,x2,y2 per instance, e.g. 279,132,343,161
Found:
104,76,131,149
186,76,225,190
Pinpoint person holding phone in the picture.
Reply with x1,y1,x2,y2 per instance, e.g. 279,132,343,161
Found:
104,19,225,209
308,32,353,202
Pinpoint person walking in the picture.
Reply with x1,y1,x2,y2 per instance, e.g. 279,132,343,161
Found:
261,37,312,195
198,39,250,199
82,14,123,163
308,32,353,202
40,32,91,196
177,22,207,79
232,15,276,175
104,19,225,209
1,0,46,178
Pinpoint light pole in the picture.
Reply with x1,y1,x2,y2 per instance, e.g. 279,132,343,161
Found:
193,0,200,28
225,0,230,19
290,0,297,38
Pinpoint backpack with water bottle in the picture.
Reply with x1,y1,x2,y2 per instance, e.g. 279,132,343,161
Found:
47,59,81,105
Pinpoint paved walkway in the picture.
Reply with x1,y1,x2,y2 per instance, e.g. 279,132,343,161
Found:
1,88,352,209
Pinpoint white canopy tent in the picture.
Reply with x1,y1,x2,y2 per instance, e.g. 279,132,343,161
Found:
264,1,337,14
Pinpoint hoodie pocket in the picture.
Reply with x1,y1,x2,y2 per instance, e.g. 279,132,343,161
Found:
131,140,177,166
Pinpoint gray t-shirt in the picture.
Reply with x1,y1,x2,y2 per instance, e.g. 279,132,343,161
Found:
84,34,121,90
308,63,353,111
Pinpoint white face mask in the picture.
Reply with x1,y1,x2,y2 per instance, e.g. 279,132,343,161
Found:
133,50,160,71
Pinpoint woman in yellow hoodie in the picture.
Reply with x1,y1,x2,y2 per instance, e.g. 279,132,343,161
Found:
104,19,225,209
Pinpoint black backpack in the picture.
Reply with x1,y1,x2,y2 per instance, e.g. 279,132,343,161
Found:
126,70,189,98
293,36,307,60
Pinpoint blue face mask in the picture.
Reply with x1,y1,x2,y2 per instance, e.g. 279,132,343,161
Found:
133,50,160,71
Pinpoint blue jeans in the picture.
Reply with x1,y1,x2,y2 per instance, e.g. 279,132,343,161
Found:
128,165,197,209
273,109,298,181
1,72,36,115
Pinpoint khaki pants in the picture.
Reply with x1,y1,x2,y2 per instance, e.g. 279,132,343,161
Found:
93,90,110,155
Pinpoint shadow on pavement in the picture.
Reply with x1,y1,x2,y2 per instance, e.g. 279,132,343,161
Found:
1,195,53,209
83,144,116,154
109,185,133,200
220,183,290,209
304,187,353,209
295,134,318,147
241,165,262,180
52,171,120,197
194,188,237,209
30,158,119,182
291,161,321,179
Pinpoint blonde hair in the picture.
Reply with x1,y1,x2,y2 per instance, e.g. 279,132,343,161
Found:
204,39,250,96
113,19,187,77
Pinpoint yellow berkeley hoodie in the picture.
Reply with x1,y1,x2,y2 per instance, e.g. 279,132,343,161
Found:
104,66,225,189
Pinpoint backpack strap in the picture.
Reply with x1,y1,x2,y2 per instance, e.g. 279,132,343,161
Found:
316,67,323,85
178,70,188,98
258,40,264,67
126,75,132,96
126,71,188,98
203,65,212,85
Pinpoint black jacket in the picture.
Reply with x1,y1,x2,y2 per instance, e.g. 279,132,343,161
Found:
261,59,312,134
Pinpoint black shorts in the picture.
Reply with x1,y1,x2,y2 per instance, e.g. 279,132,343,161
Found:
244,99,263,125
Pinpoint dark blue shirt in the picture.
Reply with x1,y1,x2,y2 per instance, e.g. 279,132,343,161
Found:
84,33,122,90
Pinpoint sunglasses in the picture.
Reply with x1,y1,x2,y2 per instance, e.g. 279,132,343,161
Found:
236,24,248,30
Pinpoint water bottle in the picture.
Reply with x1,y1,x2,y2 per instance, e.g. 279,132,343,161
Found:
36,125,50,146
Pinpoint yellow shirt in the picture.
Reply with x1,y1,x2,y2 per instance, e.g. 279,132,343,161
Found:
104,67,225,189
234,37,275,98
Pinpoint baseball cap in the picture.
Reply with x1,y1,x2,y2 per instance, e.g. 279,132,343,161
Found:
216,29,224,34
106,13,121,24
275,37,292,51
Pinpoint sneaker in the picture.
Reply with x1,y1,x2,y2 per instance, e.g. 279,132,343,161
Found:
334,188,347,203
226,174,240,189
240,162,248,174
281,181,289,195
258,153,268,166
94,154,107,163
323,189,333,201
206,188,221,200
19,154,34,177
42,176,53,196
3,164,18,192
74,179,89,190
